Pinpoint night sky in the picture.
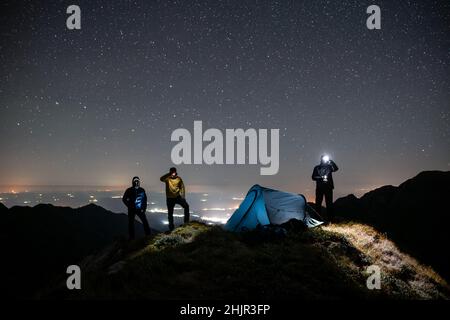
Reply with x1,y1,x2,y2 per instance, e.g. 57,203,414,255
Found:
1,0,449,199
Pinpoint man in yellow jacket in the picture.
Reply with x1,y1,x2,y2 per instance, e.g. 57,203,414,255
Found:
160,167,190,231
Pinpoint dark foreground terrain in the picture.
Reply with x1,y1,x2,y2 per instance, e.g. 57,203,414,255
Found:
41,221,449,300
0,203,150,298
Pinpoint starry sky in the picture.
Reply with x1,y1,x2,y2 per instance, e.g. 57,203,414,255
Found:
1,0,449,199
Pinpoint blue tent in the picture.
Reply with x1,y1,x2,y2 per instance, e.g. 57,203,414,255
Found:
224,185,323,232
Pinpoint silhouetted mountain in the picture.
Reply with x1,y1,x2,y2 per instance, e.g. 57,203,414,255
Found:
0,203,155,298
334,171,450,281
0,202,7,214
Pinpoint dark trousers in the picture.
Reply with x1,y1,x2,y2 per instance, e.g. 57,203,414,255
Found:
315,187,334,220
128,209,151,239
167,196,190,231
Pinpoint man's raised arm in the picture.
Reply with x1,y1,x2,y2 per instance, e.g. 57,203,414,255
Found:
160,173,171,182
330,160,338,172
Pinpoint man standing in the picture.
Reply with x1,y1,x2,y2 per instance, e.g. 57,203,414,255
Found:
122,176,151,239
160,167,190,231
312,155,339,221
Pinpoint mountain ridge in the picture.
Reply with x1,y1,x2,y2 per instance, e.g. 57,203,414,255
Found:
334,170,450,281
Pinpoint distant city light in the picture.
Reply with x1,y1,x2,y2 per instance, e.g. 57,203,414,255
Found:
149,208,168,213
200,216,228,224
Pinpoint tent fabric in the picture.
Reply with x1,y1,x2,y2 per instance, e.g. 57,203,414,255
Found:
224,185,323,232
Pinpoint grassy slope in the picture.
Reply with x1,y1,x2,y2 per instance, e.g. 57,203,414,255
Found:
47,222,449,300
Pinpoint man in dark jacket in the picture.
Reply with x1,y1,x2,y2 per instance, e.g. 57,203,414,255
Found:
122,176,151,239
312,155,339,221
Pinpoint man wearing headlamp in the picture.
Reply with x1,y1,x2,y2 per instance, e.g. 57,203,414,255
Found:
312,155,339,222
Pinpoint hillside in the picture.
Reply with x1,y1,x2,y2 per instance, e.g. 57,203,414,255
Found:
42,221,449,300
334,171,450,281
0,203,153,298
